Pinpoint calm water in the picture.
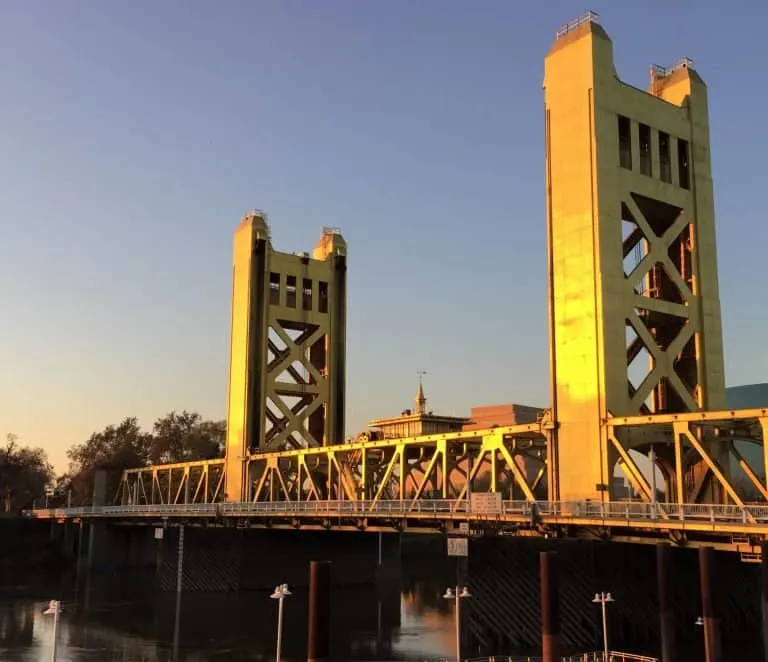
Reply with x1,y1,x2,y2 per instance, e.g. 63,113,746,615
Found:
0,573,460,661
0,558,762,661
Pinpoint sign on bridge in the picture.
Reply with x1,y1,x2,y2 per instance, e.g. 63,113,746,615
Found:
470,492,502,515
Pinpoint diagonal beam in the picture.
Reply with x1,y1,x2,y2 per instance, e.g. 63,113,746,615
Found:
730,442,768,500
410,447,442,504
666,370,699,411
674,422,748,512
270,323,326,385
608,431,652,501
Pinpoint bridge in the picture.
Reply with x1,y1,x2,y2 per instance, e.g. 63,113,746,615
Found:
28,12,768,559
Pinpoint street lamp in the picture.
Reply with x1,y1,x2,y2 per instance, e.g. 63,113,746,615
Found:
592,591,614,661
42,600,62,662
444,586,472,662
270,583,291,662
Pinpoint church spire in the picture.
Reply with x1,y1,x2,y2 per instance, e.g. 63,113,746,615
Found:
415,370,427,415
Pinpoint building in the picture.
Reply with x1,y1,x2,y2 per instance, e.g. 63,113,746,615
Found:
366,382,470,440
727,383,768,485
462,403,544,431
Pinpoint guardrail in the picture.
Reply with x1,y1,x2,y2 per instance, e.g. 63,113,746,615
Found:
432,653,656,662
25,498,768,528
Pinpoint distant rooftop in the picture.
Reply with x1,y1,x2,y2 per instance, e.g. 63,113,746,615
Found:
726,383,768,409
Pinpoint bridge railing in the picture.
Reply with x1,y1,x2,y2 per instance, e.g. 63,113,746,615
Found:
24,498,768,527
433,652,657,662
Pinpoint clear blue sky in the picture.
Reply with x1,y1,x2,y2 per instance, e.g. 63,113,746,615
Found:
1,1,766,472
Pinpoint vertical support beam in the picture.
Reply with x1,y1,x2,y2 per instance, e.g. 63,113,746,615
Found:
93,469,107,507
307,561,332,662
762,539,768,662
761,418,768,498
673,424,686,504
699,546,722,662
540,551,561,662
225,212,270,502
321,232,347,446
656,543,676,662
173,524,184,661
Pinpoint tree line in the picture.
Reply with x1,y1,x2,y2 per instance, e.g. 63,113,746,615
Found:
2,411,225,513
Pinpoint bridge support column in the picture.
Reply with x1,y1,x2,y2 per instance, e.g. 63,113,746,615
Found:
173,525,185,660
539,551,561,662
307,561,332,662
699,546,722,662
656,543,676,662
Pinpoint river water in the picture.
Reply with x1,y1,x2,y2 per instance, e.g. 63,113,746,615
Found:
0,558,762,661
0,568,464,662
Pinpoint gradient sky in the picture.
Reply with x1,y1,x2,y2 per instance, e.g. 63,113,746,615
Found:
2,1,766,472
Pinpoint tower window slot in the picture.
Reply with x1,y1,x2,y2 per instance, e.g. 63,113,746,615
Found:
286,275,297,308
677,138,690,189
639,123,652,177
658,131,671,183
618,115,632,170
302,278,313,311
269,272,280,305
318,281,329,314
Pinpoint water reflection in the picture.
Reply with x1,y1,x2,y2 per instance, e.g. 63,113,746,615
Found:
0,569,460,661
3,552,760,662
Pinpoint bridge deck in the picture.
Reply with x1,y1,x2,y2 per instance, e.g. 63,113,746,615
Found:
27,499,768,554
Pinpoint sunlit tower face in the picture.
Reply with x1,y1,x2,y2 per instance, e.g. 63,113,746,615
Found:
544,13,726,502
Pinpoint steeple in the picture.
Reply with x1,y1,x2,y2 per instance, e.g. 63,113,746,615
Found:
415,370,427,415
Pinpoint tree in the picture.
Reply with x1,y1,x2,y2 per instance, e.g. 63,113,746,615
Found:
62,417,152,506
150,411,225,464
59,412,225,505
1,433,54,514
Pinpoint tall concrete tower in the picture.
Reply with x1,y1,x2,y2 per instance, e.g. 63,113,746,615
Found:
224,211,347,502
544,13,726,502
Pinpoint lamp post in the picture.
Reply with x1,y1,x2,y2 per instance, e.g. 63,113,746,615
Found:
270,583,291,662
592,591,614,660
444,586,471,662
43,599,62,662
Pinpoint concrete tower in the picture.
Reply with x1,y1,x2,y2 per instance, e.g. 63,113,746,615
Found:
224,212,347,502
544,13,726,501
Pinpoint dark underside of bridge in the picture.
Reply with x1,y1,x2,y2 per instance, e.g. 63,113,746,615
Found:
33,521,765,658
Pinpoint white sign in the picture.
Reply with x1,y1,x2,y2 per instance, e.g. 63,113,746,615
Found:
154,527,164,540
470,492,502,515
447,537,469,557
458,522,470,533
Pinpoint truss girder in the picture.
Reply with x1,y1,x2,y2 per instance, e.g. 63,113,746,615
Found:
115,411,767,508
606,408,767,506
116,459,225,506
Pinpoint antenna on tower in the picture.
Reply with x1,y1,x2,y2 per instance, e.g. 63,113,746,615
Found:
417,369,428,386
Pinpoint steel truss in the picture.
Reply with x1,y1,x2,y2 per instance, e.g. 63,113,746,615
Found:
116,410,767,509
608,408,768,507
117,424,548,506
117,459,225,506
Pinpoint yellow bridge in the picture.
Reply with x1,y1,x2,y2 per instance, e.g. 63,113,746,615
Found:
29,12,768,557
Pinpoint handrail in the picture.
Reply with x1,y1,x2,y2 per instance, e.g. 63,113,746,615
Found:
23,498,768,529
429,652,657,662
